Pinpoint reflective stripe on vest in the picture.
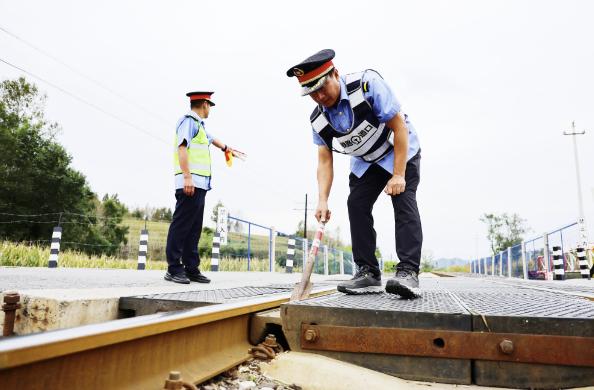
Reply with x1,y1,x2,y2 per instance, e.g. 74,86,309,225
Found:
173,118,211,177
310,70,394,163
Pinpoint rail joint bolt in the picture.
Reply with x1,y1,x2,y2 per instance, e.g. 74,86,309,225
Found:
304,329,319,343
499,339,514,355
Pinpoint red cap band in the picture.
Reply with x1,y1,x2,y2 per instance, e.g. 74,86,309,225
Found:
297,61,334,85
189,94,212,101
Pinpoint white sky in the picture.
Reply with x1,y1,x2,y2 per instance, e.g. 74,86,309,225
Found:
1,0,593,261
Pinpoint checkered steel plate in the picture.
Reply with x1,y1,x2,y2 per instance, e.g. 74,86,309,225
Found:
418,278,510,291
290,290,467,314
129,286,293,304
455,289,594,318
499,279,594,295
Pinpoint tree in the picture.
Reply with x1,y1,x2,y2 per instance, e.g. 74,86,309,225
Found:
0,77,128,255
152,207,172,222
480,213,528,254
210,200,225,224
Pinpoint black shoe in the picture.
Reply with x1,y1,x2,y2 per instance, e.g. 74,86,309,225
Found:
385,268,420,299
164,271,190,284
337,265,382,294
186,270,211,283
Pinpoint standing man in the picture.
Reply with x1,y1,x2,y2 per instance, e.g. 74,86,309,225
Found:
286,50,422,298
164,91,243,284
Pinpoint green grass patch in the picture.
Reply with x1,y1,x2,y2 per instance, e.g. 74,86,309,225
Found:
0,241,290,272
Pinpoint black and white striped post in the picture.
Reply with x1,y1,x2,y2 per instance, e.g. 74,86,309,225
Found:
211,232,220,271
552,245,564,281
137,229,148,270
48,226,62,268
286,237,295,273
577,247,590,280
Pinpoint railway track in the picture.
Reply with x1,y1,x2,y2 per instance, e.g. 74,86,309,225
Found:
0,286,336,389
1,275,593,389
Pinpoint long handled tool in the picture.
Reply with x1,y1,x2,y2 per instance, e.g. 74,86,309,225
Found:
290,222,326,301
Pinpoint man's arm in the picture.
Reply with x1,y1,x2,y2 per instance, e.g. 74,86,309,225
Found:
384,112,409,196
211,138,246,159
315,145,334,222
178,141,194,196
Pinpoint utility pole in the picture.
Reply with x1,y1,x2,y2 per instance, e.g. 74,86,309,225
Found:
304,193,308,240
292,193,313,240
563,121,589,248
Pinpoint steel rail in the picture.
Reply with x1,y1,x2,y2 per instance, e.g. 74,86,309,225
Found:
0,287,335,389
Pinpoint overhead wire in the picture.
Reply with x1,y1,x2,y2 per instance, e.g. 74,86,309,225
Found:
0,57,168,144
0,25,170,124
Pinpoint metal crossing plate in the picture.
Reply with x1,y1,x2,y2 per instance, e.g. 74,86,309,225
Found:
120,285,296,316
282,290,473,384
289,289,467,314
281,277,594,387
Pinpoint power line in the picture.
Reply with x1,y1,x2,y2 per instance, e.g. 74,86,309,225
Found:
0,57,168,144
0,212,62,217
0,25,170,124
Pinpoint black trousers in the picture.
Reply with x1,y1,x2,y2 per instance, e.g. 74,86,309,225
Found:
348,152,422,274
165,188,206,275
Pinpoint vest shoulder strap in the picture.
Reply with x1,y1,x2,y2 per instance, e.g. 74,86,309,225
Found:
311,105,333,135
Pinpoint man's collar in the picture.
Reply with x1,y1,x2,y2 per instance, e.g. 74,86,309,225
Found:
186,111,204,123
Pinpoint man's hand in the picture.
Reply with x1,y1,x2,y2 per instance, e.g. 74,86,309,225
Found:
384,175,406,196
228,147,247,161
183,175,195,196
315,200,331,223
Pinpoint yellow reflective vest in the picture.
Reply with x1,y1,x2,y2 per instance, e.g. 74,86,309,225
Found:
173,118,211,177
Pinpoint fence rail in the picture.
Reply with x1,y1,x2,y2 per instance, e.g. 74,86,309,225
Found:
1,213,355,276
470,222,593,280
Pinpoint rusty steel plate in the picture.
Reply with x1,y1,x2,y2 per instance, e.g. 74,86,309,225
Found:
300,324,594,367
282,290,473,384
281,277,594,387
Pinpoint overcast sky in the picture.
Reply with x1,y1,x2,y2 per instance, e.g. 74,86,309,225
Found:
1,0,593,261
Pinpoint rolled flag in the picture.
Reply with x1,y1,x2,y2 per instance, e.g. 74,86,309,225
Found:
225,150,233,167
290,222,326,301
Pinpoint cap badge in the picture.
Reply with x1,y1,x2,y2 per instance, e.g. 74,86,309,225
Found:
293,68,304,77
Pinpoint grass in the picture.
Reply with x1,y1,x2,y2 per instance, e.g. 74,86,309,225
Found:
439,264,471,273
0,241,286,272
0,217,350,274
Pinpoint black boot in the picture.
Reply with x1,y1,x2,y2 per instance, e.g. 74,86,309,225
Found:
164,271,190,284
186,269,211,283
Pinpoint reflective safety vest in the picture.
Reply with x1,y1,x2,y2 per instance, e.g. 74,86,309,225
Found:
173,117,211,177
310,70,394,163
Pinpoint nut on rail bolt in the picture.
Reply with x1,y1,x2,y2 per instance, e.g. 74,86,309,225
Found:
499,339,514,355
304,328,319,343
2,291,21,337
162,371,197,390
